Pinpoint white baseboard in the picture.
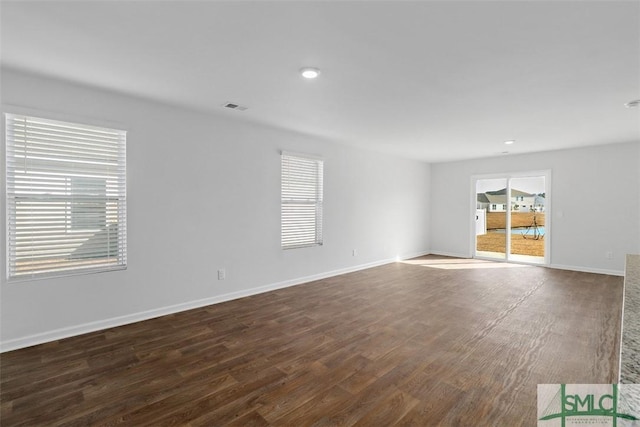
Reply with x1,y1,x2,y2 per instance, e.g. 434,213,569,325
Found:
428,250,472,259
0,250,429,353
3,251,619,352
427,250,624,277
546,263,624,277
397,249,431,261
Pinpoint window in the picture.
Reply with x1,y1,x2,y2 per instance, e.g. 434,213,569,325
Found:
67,177,107,231
5,114,127,279
281,152,323,249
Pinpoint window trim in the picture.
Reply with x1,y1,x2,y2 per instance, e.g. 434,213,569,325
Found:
4,110,127,281
281,151,324,250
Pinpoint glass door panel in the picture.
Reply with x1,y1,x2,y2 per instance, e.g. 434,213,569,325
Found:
475,178,507,259
509,176,546,264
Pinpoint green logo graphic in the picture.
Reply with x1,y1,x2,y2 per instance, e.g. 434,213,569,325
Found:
538,384,640,427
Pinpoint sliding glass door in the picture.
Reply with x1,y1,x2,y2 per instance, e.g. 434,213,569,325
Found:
475,178,508,260
509,176,546,263
474,173,548,264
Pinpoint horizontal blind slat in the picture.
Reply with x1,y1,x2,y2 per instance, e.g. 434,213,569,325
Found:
6,113,127,279
281,154,323,249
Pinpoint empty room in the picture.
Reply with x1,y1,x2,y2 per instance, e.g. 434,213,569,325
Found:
1,1,639,426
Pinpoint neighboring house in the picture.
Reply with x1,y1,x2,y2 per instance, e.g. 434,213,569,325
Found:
476,193,490,210
477,188,545,212
485,193,508,212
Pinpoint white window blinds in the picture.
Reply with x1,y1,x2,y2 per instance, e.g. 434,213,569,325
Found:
5,114,127,279
281,152,323,249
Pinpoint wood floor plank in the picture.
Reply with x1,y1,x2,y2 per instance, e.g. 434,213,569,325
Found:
276,385,354,426
0,255,623,426
352,389,420,427
165,368,289,426
396,380,464,426
224,410,271,427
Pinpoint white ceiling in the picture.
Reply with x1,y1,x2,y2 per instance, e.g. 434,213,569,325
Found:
1,1,639,162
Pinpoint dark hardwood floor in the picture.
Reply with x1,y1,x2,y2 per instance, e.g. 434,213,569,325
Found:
0,256,623,426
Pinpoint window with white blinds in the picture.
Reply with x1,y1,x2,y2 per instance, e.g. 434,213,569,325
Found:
281,152,323,249
5,114,127,279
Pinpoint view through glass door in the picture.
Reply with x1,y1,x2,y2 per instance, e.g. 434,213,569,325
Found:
475,174,547,264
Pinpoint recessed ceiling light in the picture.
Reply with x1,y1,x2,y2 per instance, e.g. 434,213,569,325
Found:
504,140,515,145
300,67,320,79
625,99,640,108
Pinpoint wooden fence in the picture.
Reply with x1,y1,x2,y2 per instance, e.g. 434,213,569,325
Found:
486,212,545,230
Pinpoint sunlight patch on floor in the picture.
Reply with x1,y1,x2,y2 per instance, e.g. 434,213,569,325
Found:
401,258,532,270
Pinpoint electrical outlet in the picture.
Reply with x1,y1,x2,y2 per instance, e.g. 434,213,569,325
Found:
218,269,226,280
605,251,613,260
352,249,357,256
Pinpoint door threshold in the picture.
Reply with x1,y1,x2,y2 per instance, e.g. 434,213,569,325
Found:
474,254,546,266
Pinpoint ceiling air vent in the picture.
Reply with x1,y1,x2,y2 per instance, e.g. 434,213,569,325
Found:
223,102,248,111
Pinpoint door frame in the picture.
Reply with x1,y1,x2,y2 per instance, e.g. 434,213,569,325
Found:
470,170,551,265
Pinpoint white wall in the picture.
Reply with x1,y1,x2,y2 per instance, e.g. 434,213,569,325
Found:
430,142,640,274
0,68,431,350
